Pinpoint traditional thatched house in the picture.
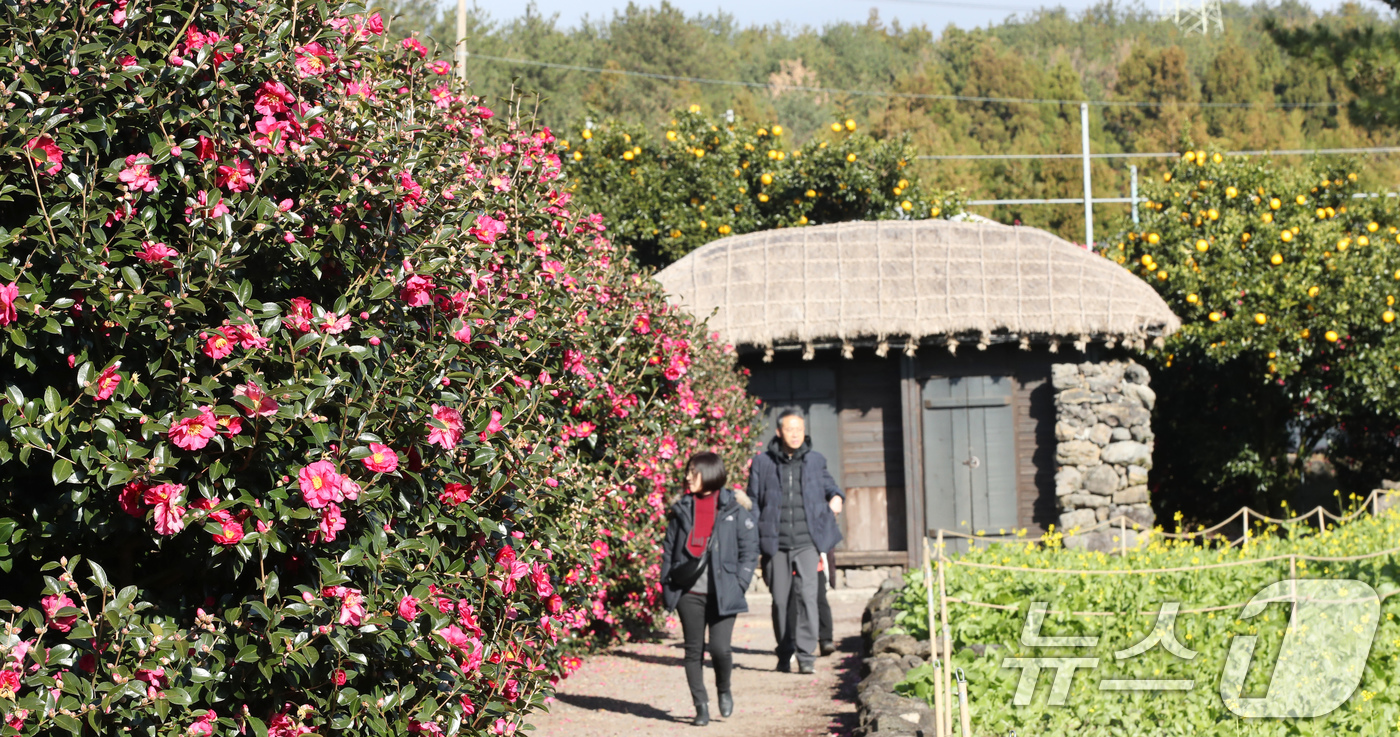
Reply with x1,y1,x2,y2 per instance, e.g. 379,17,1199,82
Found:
655,220,1179,577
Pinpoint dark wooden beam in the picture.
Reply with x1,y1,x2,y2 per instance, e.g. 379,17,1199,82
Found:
899,354,924,570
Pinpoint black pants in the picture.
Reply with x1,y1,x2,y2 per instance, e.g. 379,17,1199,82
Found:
786,568,833,645
677,592,736,704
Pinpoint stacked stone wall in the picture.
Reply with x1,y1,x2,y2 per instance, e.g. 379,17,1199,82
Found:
1052,360,1157,545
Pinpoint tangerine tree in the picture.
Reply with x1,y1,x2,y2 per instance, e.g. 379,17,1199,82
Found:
559,108,963,265
1115,151,1400,517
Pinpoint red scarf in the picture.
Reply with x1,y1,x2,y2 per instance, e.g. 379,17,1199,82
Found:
687,492,718,557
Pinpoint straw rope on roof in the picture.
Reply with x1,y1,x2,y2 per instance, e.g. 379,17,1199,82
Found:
653,220,1181,350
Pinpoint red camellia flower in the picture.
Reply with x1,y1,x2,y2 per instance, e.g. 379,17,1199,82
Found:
212,519,244,546
362,443,398,473
427,60,451,75
118,481,147,517
317,503,346,542
530,562,553,598
233,379,279,417
299,461,343,509
203,329,234,360
93,363,122,400
397,595,420,619
40,594,78,632
401,37,427,57
168,408,218,451
0,282,18,327
439,482,473,506
24,136,63,175
216,159,255,192
195,135,217,160
400,274,435,307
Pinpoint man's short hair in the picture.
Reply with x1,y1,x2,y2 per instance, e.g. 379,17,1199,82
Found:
776,407,805,426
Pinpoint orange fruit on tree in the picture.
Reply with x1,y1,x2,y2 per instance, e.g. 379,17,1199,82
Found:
1271,254,1283,265
1254,313,1267,325
1209,311,1223,322
1325,330,1339,342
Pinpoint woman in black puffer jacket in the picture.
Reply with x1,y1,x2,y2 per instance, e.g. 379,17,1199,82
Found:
660,452,760,727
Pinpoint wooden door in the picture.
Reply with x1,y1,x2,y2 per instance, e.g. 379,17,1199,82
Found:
921,376,1017,549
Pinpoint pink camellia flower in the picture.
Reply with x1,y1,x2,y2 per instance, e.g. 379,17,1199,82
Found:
0,667,20,699
438,482,473,506
293,42,334,78
633,314,651,334
366,12,385,34
452,320,472,343
298,460,343,509
93,363,122,400
195,136,217,161
40,594,78,632
345,81,375,99
203,329,234,360
187,710,217,737
0,282,15,326
469,214,508,244
426,404,463,449
118,153,158,193
484,410,504,435
399,274,435,307
216,414,243,436
317,503,346,542
436,624,468,649
319,314,351,334
338,477,361,502
253,80,295,115
495,546,529,594
397,595,420,619
233,380,279,417
143,483,187,535
401,37,427,57
428,60,451,75
226,323,269,350
531,562,553,598
24,137,63,175
135,241,179,265
169,408,218,451
337,588,366,626
216,159,255,192
490,718,517,735
362,443,398,473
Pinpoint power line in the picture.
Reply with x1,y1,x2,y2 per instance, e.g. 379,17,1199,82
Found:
857,0,1051,11
917,145,1400,161
468,52,1340,110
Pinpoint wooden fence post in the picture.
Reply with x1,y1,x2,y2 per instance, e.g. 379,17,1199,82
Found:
937,529,953,736
922,537,944,737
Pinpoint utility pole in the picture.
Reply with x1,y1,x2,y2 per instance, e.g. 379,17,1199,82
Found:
456,0,468,81
1130,165,1139,226
1080,102,1094,248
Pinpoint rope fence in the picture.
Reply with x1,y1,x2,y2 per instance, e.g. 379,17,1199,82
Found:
915,489,1400,735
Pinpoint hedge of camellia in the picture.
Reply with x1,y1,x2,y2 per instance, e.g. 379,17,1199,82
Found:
560,109,964,265
0,2,759,735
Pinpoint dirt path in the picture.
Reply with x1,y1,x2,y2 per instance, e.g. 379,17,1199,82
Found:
528,592,872,737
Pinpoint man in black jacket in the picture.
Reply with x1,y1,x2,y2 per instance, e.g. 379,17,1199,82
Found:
747,408,844,673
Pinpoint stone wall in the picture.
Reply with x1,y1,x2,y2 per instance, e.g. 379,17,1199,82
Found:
855,578,939,736
1052,360,1157,548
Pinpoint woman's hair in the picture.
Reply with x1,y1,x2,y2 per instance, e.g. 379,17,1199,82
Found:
685,452,727,493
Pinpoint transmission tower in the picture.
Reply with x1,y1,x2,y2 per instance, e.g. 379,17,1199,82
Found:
1162,0,1224,36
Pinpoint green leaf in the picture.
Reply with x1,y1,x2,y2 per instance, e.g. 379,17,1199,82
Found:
51,458,73,485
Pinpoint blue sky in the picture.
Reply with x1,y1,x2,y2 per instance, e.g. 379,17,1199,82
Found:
476,0,1377,32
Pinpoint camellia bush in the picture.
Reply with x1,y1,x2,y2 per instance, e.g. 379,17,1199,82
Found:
0,1,759,735
1109,152,1400,518
560,109,964,265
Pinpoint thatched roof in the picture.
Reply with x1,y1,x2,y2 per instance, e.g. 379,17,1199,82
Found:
654,220,1180,351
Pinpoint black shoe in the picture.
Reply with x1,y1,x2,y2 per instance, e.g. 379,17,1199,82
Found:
777,658,791,673
798,661,816,674
820,640,836,656
692,702,710,727
718,691,733,718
